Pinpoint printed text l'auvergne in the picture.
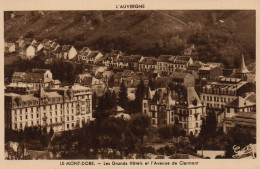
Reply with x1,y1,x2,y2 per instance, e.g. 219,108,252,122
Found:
116,4,145,9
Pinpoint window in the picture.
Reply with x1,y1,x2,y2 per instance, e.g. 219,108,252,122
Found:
184,123,187,129
37,114,39,118
50,119,52,124
67,124,69,129
72,123,74,128
55,104,57,110
31,114,33,119
152,119,156,124
72,116,74,120
15,117,17,121
227,108,230,113
50,112,52,116
25,115,28,119
25,108,28,113
20,123,22,129
196,122,199,128
31,108,33,112
20,116,22,120
144,103,147,108
67,117,69,121
31,121,33,126
55,118,57,123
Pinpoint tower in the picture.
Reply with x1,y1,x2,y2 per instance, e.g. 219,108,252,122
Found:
236,54,250,81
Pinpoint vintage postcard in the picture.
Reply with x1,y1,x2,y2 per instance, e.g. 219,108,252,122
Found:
1,0,259,169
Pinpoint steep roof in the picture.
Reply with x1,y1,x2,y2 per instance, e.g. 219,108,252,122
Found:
114,72,123,78
113,105,125,112
87,51,101,58
79,47,91,55
236,54,250,74
187,87,202,108
226,92,256,108
121,70,133,77
61,45,73,52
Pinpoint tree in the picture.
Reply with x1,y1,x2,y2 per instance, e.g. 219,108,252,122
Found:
92,92,97,110
134,80,146,113
49,127,54,137
199,117,207,138
118,83,128,109
206,112,217,137
128,113,150,144
158,125,172,139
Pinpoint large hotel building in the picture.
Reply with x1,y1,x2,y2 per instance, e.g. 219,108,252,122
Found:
5,69,93,132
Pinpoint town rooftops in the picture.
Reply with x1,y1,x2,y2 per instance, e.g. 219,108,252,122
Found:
157,55,173,62
171,72,191,82
5,42,15,48
121,70,134,77
236,54,250,74
87,51,101,58
5,93,39,102
186,87,203,108
12,72,26,77
140,57,157,65
102,71,114,79
44,91,62,98
61,45,73,52
79,47,91,55
226,92,256,107
42,39,51,44
225,112,256,127
32,69,49,74
130,55,143,62
174,56,191,62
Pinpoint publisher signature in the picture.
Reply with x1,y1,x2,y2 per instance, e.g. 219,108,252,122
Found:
232,144,256,159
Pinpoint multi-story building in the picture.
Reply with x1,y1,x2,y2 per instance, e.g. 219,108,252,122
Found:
200,77,255,123
142,86,205,136
171,72,195,88
223,112,256,136
198,62,224,81
156,55,175,75
139,57,157,72
5,85,93,132
10,69,60,90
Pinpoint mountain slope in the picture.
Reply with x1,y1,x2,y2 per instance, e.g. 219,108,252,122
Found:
4,10,255,67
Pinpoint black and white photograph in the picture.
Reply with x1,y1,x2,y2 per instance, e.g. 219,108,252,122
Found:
3,9,257,162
